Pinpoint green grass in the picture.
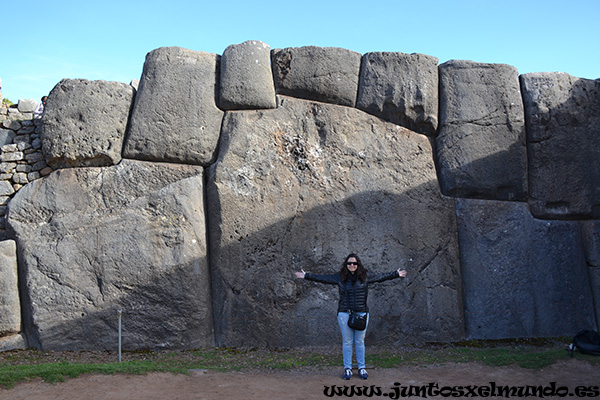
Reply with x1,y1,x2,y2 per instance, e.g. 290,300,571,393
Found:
1,341,599,390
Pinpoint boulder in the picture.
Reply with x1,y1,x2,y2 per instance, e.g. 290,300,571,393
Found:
219,40,276,110
123,47,223,166
207,96,463,347
520,73,600,219
0,240,20,335
436,60,527,201
357,52,439,136
271,46,361,107
456,198,597,339
42,79,135,169
6,160,212,350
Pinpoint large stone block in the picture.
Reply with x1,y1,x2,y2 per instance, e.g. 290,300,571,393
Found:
580,221,600,325
357,52,439,136
581,221,600,268
456,198,597,339
123,47,223,166
436,60,527,201
7,160,212,350
207,96,463,347
0,240,20,335
42,79,135,169
521,73,600,219
271,46,361,107
219,40,276,110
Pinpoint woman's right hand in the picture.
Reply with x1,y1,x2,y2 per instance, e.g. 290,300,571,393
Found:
294,269,306,279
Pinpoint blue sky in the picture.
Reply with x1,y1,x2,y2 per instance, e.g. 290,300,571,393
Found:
2,0,598,102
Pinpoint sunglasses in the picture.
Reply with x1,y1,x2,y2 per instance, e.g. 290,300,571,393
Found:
346,262,358,266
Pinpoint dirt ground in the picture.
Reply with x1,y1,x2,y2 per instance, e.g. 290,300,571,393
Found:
2,359,599,400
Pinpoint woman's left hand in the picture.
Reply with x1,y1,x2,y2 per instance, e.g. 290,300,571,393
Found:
397,268,407,278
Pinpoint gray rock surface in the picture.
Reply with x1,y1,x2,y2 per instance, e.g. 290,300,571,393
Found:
6,160,212,350
17,99,37,113
42,79,135,169
580,221,600,325
0,240,20,335
456,198,597,339
207,96,463,347
219,40,276,110
521,73,600,219
0,333,27,352
436,60,527,201
271,46,361,107
123,47,223,165
357,52,439,136
0,128,15,146
581,221,600,268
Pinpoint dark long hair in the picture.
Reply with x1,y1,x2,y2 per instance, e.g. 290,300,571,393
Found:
339,253,368,282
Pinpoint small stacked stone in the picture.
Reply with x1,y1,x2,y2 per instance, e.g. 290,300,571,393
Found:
0,117,53,236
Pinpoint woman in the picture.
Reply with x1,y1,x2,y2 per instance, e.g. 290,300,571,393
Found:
294,253,407,380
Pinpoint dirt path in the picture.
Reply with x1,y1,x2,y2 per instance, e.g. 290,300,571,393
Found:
2,359,599,399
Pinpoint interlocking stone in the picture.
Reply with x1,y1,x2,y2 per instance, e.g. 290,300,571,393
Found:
436,60,527,201
124,47,223,166
521,72,600,219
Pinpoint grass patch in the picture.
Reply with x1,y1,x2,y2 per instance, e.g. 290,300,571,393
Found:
0,360,180,389
1,340,599,390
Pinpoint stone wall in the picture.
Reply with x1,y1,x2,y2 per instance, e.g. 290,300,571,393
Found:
0,41,599,351
0,107,53,240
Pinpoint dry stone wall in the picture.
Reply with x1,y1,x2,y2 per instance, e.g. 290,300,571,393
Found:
0,40,599,351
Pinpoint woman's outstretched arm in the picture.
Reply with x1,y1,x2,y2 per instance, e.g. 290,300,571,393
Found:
294,269,306,279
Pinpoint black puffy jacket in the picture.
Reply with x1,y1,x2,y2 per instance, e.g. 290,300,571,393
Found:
304,270,400,313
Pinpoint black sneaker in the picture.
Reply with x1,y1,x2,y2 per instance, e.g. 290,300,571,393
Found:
343,368,352,380
359,368,368,380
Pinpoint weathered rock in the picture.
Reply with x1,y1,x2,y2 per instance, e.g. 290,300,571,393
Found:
521,73,600,219
0,240,20,335
123,47,223,165
436,60,527,201
219,40,276,110
0,333,27,352
456,198,597,339
0,181,14,196
42,79,135,169
0,128,15,146
581,221,600,268
580,221,600,325
6,160,212,350
17,99,37,113
207,96,463,347
271,46,361,107
357,52,439,136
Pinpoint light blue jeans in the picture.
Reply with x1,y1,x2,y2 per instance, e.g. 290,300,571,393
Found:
337,312,369,369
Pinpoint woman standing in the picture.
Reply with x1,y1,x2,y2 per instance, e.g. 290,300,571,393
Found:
294,253,407,380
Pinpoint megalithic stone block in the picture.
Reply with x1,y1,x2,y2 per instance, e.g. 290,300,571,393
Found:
521,72,600,219
357,52,439,136
219,40,276,110
0,240,20,335
124,47,223,166
42,79,135,169
271,46,361,107
436,60,527,201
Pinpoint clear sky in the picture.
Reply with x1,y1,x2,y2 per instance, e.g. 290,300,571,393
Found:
1,0,598,102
